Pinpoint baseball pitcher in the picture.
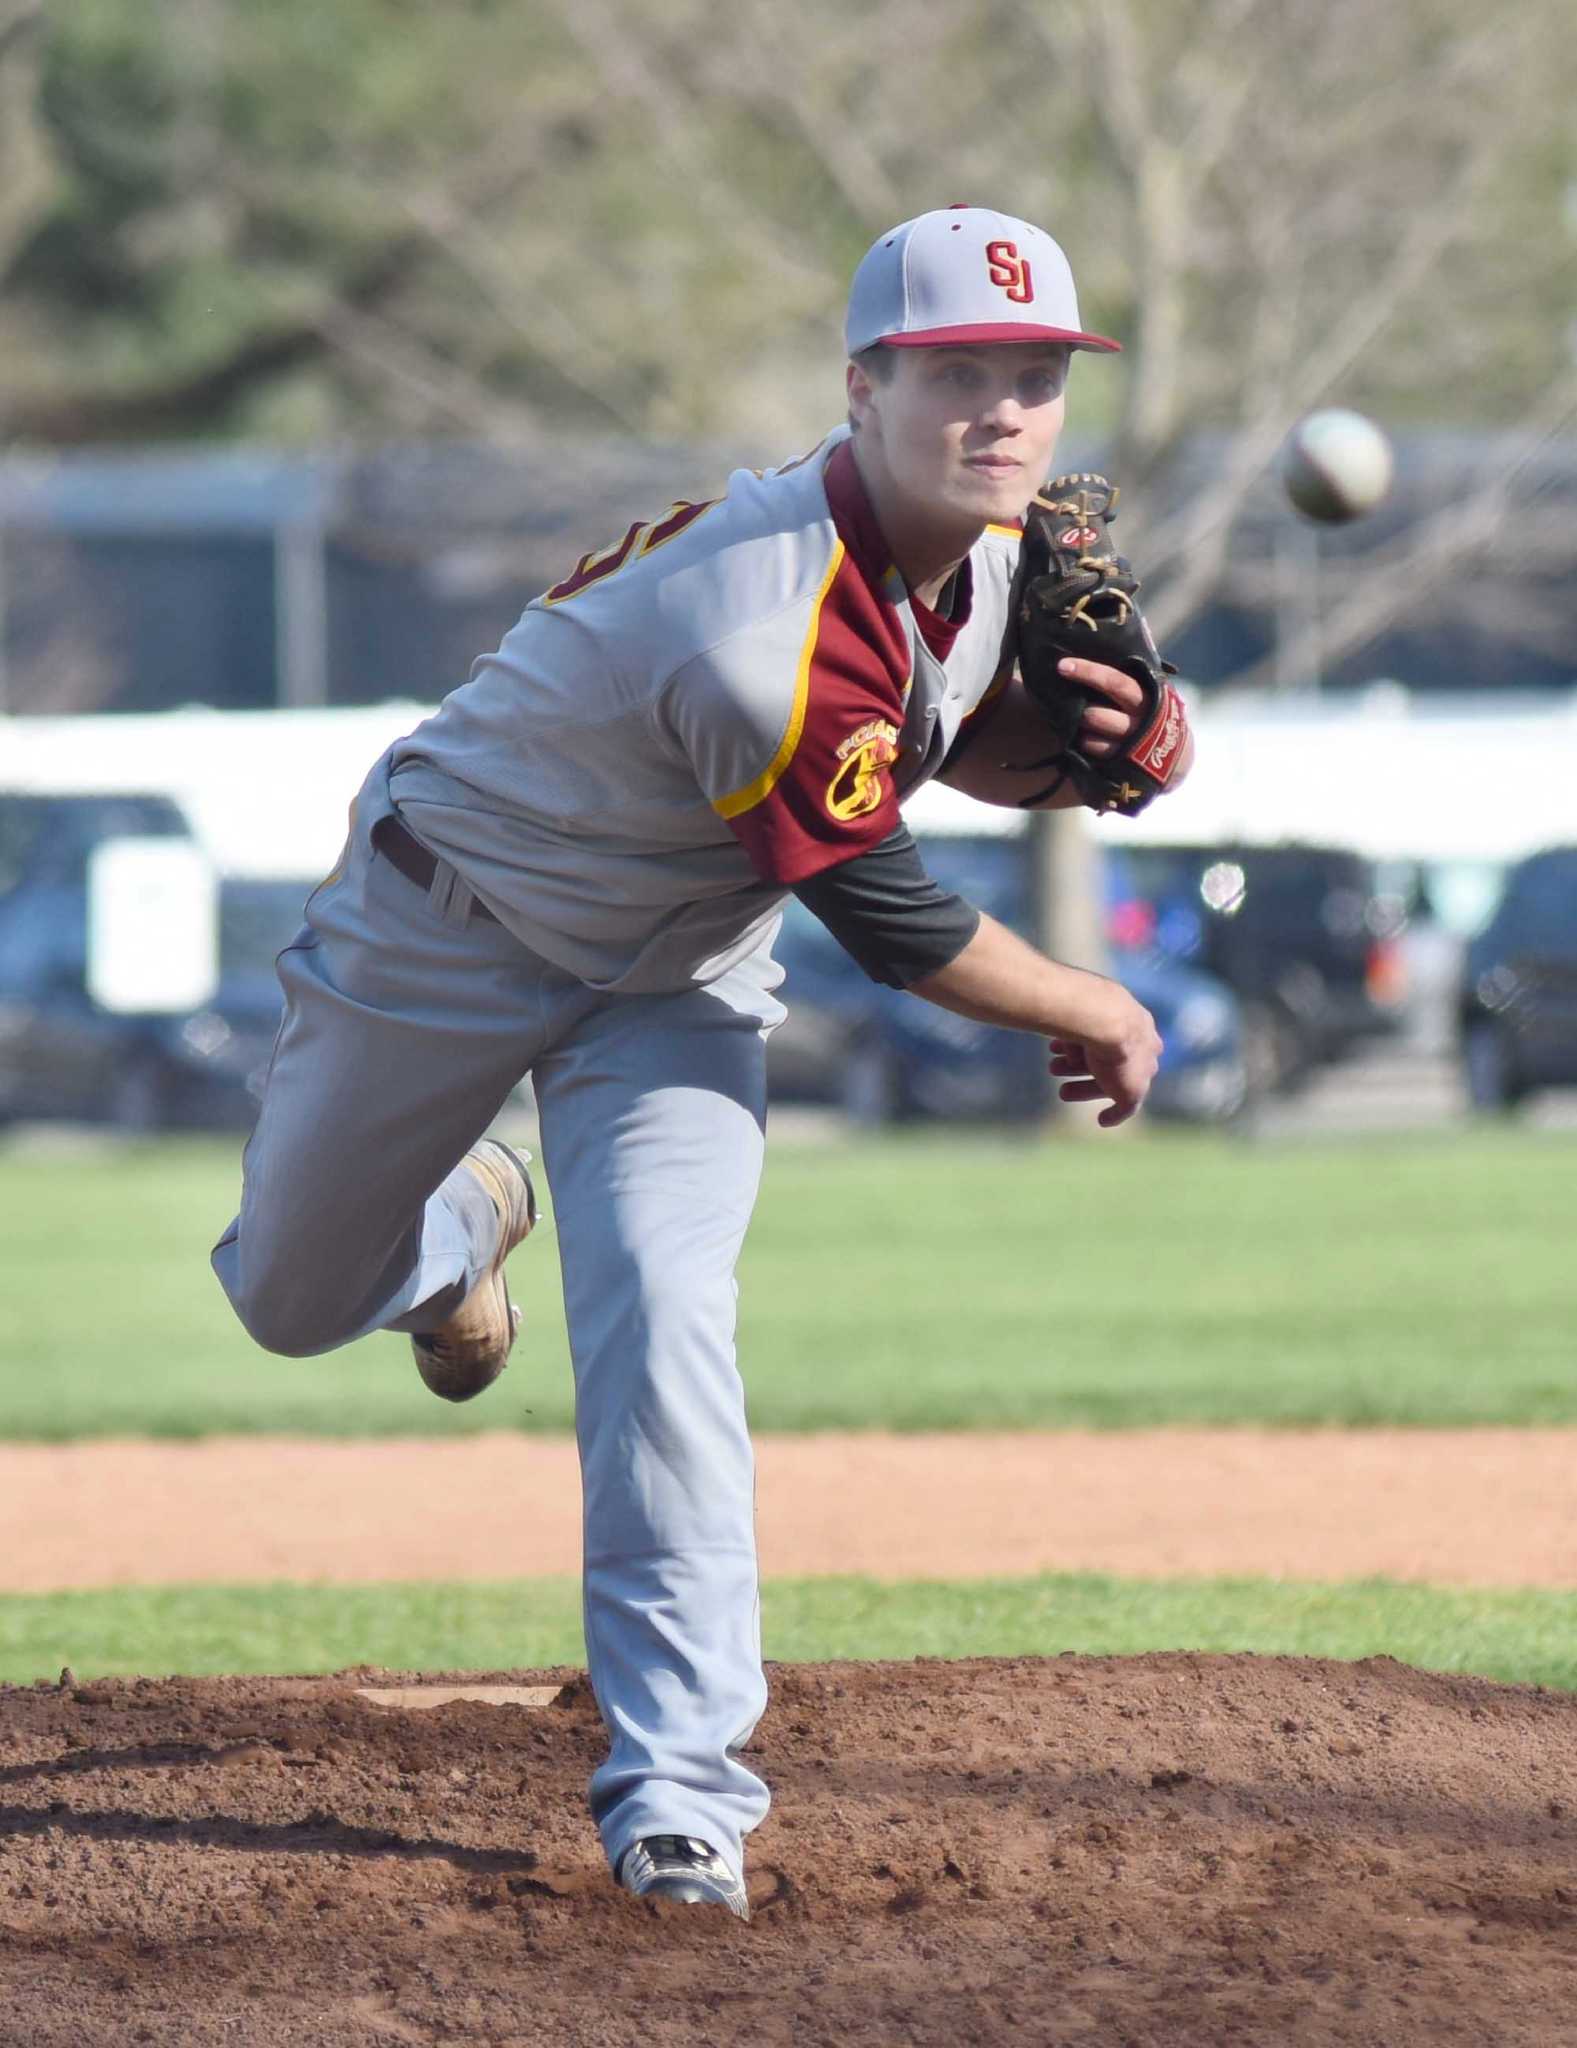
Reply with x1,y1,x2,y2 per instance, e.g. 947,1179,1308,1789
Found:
212,205,1192,1919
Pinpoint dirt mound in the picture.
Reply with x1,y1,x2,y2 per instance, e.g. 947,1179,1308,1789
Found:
4,1654,1577,2045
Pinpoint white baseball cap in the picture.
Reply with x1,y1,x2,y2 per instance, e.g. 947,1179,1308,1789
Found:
845,204,1120,356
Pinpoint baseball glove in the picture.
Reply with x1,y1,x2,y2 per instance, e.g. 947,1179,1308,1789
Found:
1007,473,1189,816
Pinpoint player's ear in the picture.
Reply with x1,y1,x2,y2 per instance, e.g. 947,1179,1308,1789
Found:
846,358,875,434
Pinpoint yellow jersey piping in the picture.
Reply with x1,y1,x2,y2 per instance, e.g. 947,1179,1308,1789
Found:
713,540,846,820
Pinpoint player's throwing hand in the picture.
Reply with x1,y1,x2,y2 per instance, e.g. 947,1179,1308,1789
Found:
1048,995,1163,1126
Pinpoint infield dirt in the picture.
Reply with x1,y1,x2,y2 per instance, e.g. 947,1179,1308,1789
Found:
6,1428,1577,1590
5,1653,1577,2045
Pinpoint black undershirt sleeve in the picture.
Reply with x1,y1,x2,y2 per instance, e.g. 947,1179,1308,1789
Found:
790,821,981,989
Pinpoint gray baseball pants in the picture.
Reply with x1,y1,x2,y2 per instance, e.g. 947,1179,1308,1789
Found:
212,760,784,1882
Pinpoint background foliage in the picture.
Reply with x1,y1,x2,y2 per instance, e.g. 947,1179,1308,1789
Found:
1,2,1573,693
3,0,1572,459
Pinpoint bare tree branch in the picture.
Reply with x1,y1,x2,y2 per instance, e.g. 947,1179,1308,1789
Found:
728,0,904,232
0,1,57,286
305,295,544,445
1215,375,1577,695
1143,125,1505,640
541,0,833,294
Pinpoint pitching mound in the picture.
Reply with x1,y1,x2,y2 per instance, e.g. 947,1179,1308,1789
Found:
4,1654,1576,2046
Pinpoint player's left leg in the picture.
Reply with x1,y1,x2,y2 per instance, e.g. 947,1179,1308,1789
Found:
529,941,785,1903
211,751,550,1374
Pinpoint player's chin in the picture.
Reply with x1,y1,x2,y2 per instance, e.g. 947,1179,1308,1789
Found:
954,465,1031,523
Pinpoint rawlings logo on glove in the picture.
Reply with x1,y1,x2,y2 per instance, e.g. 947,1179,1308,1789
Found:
1007,473,1188,817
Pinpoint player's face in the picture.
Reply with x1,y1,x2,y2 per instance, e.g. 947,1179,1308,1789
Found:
850,343,1069,532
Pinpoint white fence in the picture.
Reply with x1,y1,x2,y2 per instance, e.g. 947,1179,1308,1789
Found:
3,686,1575,887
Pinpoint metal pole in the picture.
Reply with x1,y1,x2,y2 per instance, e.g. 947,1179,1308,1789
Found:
275,516,329,708
0,524,9,717
1031,804,1114,1135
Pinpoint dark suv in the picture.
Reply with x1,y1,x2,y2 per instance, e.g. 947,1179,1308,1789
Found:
0,794,299,1130
767,833,1249,1125
1106,841,1409,1093
1459,846,1577,1110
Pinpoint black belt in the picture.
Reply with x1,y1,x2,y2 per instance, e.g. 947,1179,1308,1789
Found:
372,814,500,923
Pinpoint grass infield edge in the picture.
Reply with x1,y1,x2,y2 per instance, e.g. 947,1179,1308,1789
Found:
4,1570,1577,1692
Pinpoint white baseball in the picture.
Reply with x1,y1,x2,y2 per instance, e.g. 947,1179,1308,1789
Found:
1281,409,1394,523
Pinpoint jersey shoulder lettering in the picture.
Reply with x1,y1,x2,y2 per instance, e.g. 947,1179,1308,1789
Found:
539,497,719,608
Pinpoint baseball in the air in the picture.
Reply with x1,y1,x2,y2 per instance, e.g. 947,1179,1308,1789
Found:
1280,408,1394,523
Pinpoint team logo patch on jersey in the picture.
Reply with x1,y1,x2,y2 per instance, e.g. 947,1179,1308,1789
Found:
826,720,900,823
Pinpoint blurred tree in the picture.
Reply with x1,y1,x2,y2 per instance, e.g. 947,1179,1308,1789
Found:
0,0,1571,684
1045,0,1577,669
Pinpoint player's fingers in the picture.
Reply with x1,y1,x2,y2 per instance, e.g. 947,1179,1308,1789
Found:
1058,1077,1107,1103
1058,658,1144,709
1077,706,1138,759
1079,704,1134,737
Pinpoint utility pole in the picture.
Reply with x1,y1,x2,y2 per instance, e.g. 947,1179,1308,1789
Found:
1030,804,1113,1136
275,505,330,709
0,524,9,717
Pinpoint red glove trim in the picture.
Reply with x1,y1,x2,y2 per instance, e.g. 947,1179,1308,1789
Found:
1129,682,1189,789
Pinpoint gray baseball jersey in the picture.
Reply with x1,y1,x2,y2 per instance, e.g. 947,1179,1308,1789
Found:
387,427,1020,992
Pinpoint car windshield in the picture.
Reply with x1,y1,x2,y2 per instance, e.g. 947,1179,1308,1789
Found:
0,795,190,892
919,839,1025,924
1115,848,1210,900
1496,849,1577,948
0,804,50,893
1512,851,1577,915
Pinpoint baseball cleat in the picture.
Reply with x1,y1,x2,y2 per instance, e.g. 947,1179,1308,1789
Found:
411,1139,538,1402
618,1836,750,1921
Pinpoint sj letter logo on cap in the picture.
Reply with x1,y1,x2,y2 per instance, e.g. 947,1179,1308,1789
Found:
985,240,1034,305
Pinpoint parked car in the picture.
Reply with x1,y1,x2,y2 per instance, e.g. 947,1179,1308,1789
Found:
1106,840,1409,1094
0,792,194,1126
767,834,1249,1125
0,789,193,897
0,790,306,1130
1458,845,1577,1110
767,889,1050,1124
142,875,309,1130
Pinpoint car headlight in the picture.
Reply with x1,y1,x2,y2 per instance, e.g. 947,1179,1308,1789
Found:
180,1011,234,1059
1171,990,1235,1050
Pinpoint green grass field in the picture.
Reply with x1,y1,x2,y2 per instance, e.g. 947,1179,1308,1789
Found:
0,1125,1572,1438
2,1124,1574,1692
7,1572,1577,1692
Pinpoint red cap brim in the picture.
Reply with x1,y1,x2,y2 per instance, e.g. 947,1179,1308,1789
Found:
879,322,1121,354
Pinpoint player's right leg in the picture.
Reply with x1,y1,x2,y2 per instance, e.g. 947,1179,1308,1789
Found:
528,940,787,1908
211,769,552,1363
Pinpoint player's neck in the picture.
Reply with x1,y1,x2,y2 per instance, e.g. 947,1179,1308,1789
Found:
904,552,971,615
851,441,982,613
